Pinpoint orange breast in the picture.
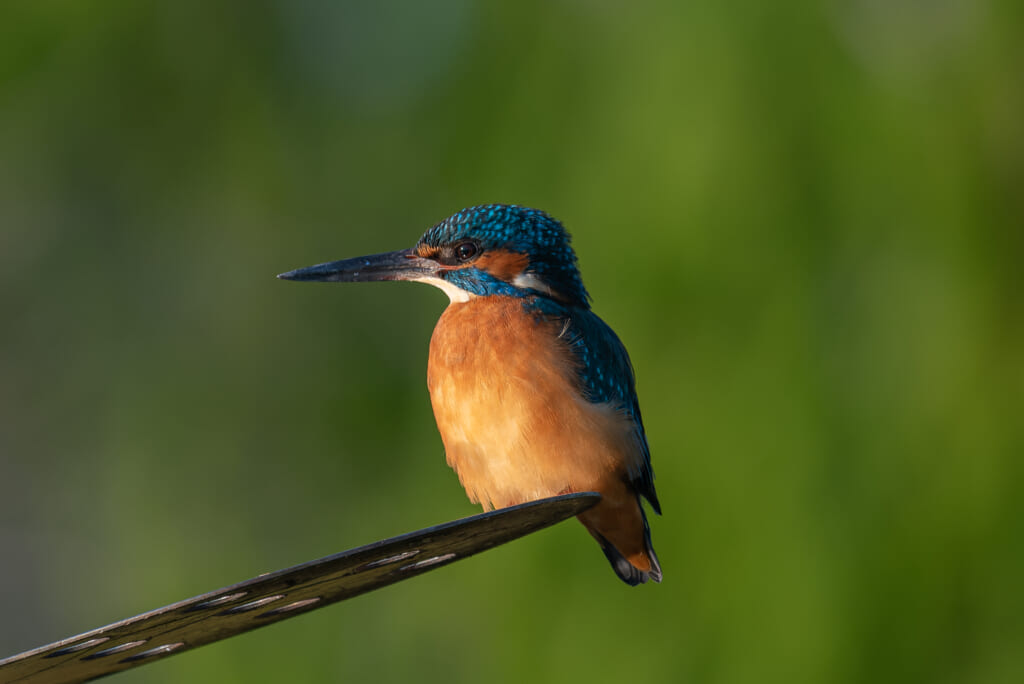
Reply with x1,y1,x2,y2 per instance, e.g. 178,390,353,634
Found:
426,296,639,511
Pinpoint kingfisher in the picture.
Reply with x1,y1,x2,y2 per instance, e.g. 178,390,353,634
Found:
278,205,661,585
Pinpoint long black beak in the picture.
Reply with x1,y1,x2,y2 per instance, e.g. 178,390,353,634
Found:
277,248,437,283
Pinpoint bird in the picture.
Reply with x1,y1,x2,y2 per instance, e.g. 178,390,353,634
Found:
278,205,661,585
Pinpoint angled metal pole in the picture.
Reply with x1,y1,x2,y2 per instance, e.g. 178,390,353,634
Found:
1,492,599,684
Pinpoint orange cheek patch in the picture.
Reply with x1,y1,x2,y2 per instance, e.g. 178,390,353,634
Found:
474,250,529,281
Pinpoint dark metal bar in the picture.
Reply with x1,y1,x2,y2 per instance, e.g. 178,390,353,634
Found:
0,492,599,684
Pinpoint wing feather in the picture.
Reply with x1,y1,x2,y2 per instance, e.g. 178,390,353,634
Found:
557,308,660,514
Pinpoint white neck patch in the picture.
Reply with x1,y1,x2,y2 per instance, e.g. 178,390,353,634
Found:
413,276,476,304
512,273,554,298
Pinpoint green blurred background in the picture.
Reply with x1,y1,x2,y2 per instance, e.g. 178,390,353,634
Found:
2,1,1022,682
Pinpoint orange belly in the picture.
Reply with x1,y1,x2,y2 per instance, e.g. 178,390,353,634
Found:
426,297,641,508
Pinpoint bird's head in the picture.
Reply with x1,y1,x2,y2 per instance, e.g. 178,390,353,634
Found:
278,204,590,308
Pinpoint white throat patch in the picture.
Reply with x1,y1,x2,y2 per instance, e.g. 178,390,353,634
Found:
413,276,476,304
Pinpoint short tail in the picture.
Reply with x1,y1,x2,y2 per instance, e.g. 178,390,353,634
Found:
576,484,662,587
594,505,662,586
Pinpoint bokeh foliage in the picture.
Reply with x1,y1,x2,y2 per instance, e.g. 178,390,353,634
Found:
2,1,1022,683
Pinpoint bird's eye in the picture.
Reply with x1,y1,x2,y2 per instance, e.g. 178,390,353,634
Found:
455,241,479,262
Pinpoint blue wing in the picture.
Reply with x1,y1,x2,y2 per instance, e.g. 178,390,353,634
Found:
556,307,660,514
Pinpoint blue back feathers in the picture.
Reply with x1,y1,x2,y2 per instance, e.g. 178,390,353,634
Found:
544,300,660,514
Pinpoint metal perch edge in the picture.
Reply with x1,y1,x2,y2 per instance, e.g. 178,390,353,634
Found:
1,492,600,684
